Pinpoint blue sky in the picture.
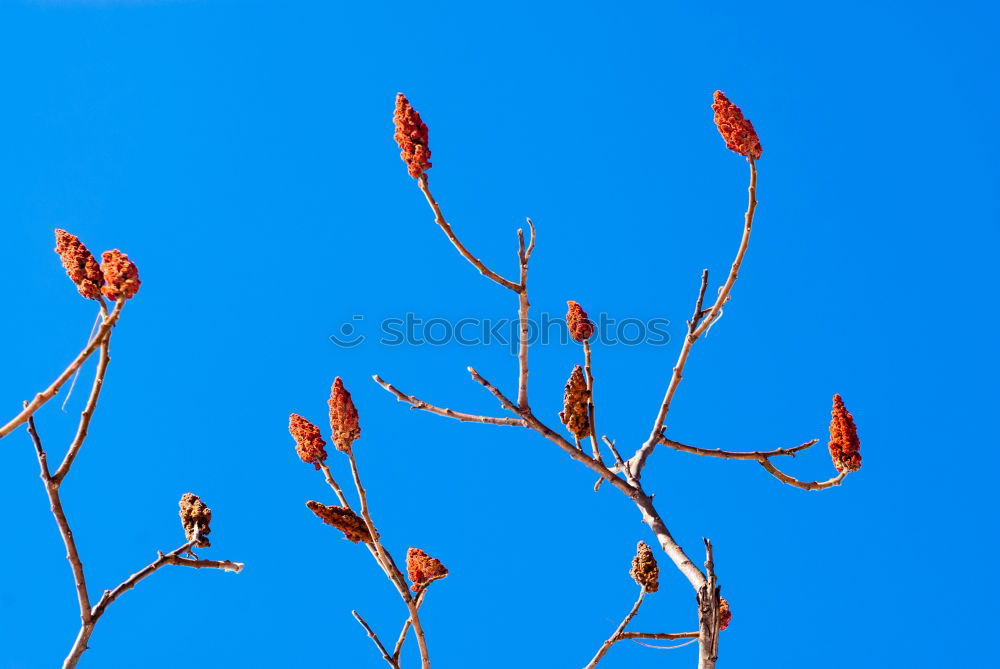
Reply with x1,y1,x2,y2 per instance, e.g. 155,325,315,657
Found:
1,1,997,667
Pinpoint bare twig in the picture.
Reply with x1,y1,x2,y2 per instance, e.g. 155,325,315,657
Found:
1,299,124,440
619,632,700,641
632,159,758,476
392,589,427,661
353,610,400,669
516,224,531,409
757,459,848,490
697,539,721,669
584,587,647,669
417,175,520,292
583,340,602,465
373,375,526,427
661,437,819,460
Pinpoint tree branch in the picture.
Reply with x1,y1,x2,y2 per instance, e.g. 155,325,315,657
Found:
661,436,819,460
417,175,520,292
352,610,399,669
373,375,526,427
631,158,758,476
584,587,646,669
1,299,124,440
757,459,848,490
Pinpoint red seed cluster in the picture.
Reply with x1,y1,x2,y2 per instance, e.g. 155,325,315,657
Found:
566,301,594,343
559,365,591,440
719,596,732,631
100,250,141,301
54,230,104,300
179,493,212,548
328,377,361,454
289,414,328,470
828,394,861,473
306,501,372,544
393,93,432,179
712,91,762,160
406,548,448,592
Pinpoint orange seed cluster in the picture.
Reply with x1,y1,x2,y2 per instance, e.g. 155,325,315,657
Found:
100,250,141,301
559,365,591,439
179,493,212,548
306,501,372,544
566,301,594,343
712,91,762,160
828,394,861,472
630,541,659,593
54,230,104,300
719,596,732,631
393,93,432,179
289,414,328,470
328,377,361,453
406,548,448,592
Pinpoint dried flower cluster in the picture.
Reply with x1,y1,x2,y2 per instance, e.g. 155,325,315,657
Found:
100,249,141,301
54,230,104,300
566,301,594,343
394,93,432,179
719,597,732,631
712,91,762,160
559,365,591,439
828,394,861,473
406,548,448,592
630,541,659,593
306,501,372,544
328,377,361,453
289,414,328,470
178,493,212,548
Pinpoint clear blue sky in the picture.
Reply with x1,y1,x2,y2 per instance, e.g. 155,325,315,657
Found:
1,1,997,667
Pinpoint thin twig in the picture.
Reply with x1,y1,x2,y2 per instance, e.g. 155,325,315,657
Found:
373,375,526,427
619,632,700,641
632,159,758,476
353,610,400,669
583,340,602,464
661,437,819,460
417,175,520,292
757,459,848,490
53,322,113,482
392,589,427,661
516,225,531,409
1,299,124,440
632,638,700,650
583,587,646,669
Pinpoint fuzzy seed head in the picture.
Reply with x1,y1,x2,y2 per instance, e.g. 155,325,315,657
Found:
559,365,591,440
828,394,861,473
712,91,762,160
99,249,141,301
179,493,212,548
306,501,372,543
328,377,361,454
719,597,732,631
394,93,432,179
54,230,104,300
566,301,594,343
406,548,449,592
289,414,328,470
630,541,659,593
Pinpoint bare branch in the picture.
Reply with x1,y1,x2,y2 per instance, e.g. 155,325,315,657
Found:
373,375,526,427
353,610,399,669
467,367,524,416
392,589,427,662
417,175,520,292
516,226,531,409
583,340,602,465
584,587,646,669
632,159,758,476
697,538,721,669
661,437,819,460
757,459,848,490
53,328,113,482
1,299,124,440
619,632,700,641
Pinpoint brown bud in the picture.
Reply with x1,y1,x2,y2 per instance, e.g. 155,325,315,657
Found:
328,377,361,453
566,301,594,343
54,230,104,300
406,548,448,592
179,493,212,548
719,596,732,631
306,501,372,544
828,394,861,473
393,93,432,179
289,414,328,470
630,541,659,593
99,249,141,301
712,91,762,160
559,365,591,439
